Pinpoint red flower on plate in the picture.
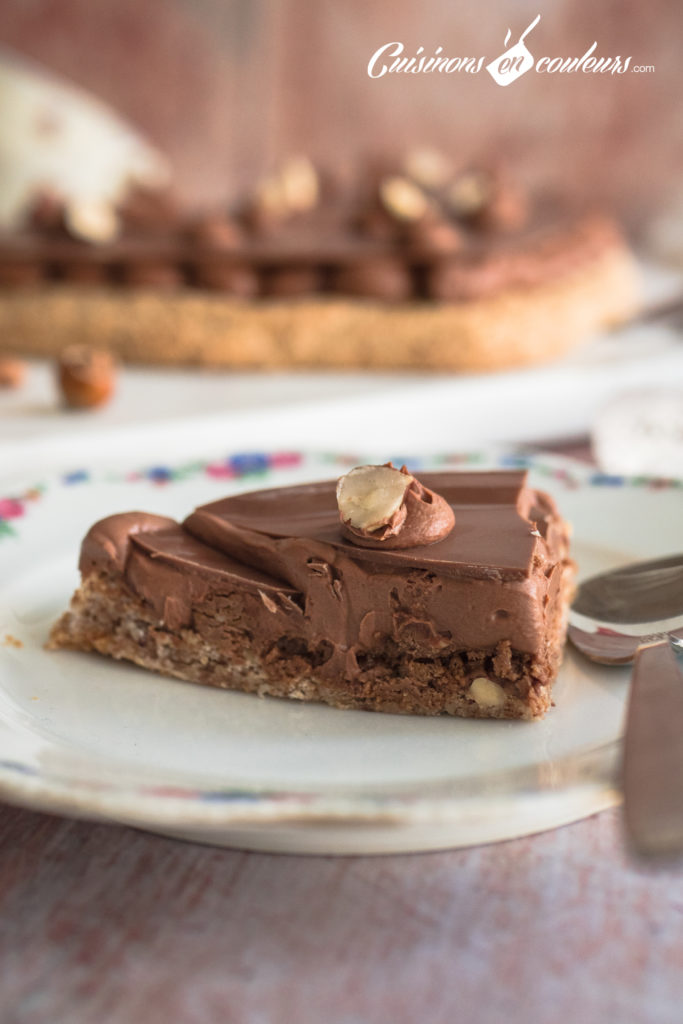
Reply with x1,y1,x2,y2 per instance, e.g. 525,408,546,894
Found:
0,498,24,520
206,463,236,479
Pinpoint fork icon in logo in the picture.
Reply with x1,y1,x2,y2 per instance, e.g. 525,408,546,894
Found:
486,14,541,86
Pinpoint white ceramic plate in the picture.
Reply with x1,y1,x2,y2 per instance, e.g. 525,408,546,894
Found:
1,450,680,854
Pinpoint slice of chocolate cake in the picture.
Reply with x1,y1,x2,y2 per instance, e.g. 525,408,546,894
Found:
48,466,573,720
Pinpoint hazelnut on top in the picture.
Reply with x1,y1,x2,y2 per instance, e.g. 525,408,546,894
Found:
336,463,455,550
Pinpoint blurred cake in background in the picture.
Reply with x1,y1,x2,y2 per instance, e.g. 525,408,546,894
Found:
0,51,638,373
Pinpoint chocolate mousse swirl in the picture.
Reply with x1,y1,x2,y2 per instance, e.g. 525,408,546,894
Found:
336,464,455,550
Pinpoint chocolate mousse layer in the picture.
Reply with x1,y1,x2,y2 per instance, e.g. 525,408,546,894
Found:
49,470,573,720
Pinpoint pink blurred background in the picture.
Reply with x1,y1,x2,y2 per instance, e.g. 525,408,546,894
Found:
0,0,680,228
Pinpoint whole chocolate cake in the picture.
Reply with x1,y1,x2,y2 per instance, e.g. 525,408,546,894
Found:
49,466,574,720
0,153,637,372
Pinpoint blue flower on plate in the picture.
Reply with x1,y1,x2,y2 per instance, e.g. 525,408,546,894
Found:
62,470,90,485
229,453,270,476
589,472,624,487
147,466,173,484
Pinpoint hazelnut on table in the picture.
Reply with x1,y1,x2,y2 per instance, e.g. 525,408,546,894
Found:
57,345,117,410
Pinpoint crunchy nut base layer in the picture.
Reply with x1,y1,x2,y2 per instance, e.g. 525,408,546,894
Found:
3,246,636,371
48,566,573,721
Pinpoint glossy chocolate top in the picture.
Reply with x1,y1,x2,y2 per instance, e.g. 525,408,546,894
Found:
183,471,549,581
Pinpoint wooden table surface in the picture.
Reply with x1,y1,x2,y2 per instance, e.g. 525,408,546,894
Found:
1,802,681,1024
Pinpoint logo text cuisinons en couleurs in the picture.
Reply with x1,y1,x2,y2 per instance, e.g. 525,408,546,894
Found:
367,15,646,86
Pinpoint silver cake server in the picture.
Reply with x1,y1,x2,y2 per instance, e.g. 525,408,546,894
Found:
568,553,683,859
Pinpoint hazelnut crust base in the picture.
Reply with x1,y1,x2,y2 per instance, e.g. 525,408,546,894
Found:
2,245,636,371
48,562,574,721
